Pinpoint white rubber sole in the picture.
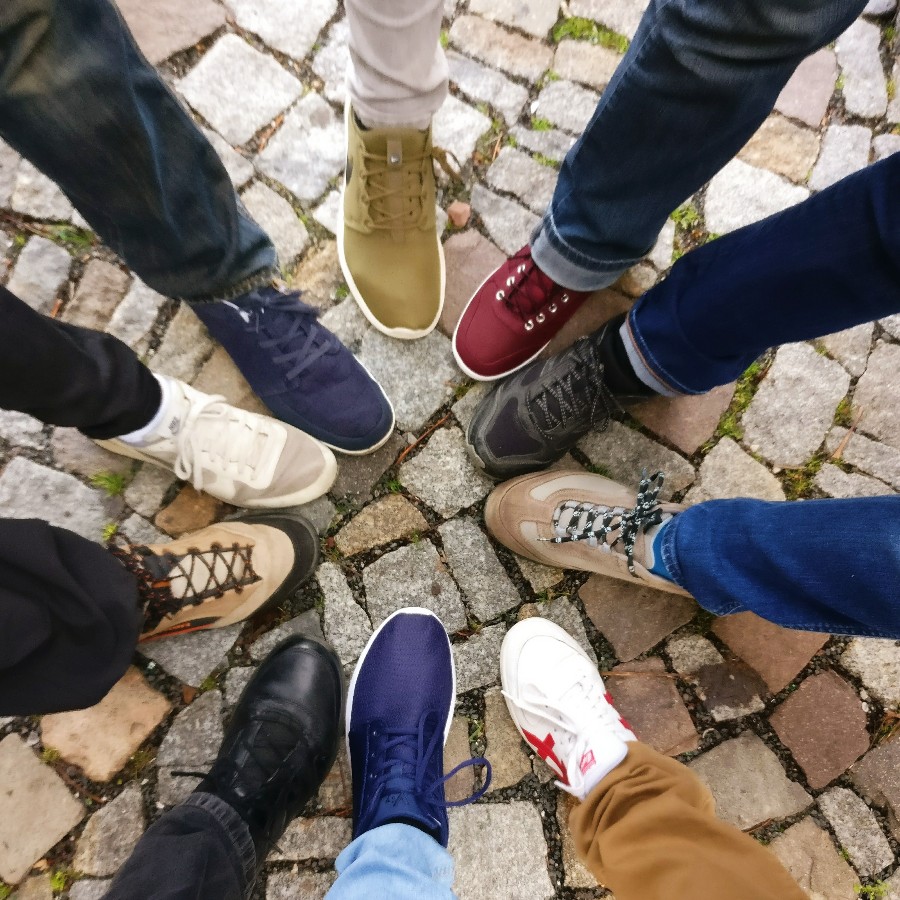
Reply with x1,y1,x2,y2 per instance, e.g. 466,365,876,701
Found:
345,607,456,764
338,103,445,341
451,268,550,382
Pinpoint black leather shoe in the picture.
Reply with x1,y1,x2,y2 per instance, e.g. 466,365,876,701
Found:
194,635,344,862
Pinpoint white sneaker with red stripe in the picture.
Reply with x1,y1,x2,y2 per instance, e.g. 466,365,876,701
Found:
500,617,636,801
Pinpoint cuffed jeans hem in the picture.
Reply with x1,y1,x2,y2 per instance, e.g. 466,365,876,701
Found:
185,792,257,893
621,318,680,398
529,215,640,292
181,265,280,305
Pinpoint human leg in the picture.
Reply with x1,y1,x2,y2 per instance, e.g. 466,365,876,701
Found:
501,617,805,900
104,635,343,899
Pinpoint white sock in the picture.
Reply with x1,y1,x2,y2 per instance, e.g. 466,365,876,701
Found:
118,375,177,445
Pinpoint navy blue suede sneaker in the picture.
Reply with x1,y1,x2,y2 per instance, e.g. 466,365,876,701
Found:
192,286,395,454
346,608,491,846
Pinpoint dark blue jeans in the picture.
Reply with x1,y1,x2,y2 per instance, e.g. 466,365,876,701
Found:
531,0,867,289
626,153,900,394
0,0,277,301
662,496,900,637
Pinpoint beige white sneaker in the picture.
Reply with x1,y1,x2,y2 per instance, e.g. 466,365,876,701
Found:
108,515,318,641
96,376,337,508
485,469,692,597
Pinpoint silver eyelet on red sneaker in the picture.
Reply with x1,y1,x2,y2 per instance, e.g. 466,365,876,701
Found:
495,290,505,301
506,276,516,288
561,294,570,303
535,313,546,324
548,303,558,313
517,264,527,274
524,320,535,331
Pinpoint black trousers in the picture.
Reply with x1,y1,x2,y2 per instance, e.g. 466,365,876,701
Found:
0,285,159,714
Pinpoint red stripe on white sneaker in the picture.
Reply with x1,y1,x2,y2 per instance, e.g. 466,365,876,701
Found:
579,750,596,775
523,729,569,784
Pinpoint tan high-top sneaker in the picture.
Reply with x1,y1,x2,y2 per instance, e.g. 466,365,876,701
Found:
338,103,444,339
108,515,319,641
485,470,692,597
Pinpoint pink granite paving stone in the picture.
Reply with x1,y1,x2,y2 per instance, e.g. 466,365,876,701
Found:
775,48,838,128
117,0,227,65
770,671,870,789
711,611,828,693
439,230,506,337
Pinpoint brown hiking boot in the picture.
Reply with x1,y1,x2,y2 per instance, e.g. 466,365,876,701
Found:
338,103,444,339
485,470,692,597
108,515,319,641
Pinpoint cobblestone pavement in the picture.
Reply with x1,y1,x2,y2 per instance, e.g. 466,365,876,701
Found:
1,0,900,897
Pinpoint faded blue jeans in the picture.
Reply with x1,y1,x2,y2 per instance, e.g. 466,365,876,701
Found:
532,0,867,290
662,495,900,638
0,0,277,301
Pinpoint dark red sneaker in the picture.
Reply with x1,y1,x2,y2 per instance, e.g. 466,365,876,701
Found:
452,245,590,380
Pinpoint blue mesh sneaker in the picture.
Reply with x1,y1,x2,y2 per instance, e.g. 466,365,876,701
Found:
192,286,395,454
346,608,491,846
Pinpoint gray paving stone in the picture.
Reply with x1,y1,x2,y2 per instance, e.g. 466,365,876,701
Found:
148,303,215,383
578,420,696,498
7,236,71,314
767,818,859,899
451,382,490,433
553,40,622,90
125,464,177,519
705,159,809,234
486,147,556,215
515,553,567,593
266,870,335,900
775,48,837,128
455,624,507,693
841,638,900,707
139,625,242,687
157,691,224,805
0,410,44,449
225,0,337,62
313,189,341,235
202,128,255,189
854,341,900,451
688,732,811,830
318,561,372,668
742,342,850,468
178,35,303,145
863,0,897,13
257,93,345,202
432,95,492,166
106,279,167,351
400,427,494,517
249,610,326,663
686,437,785,503
12,874,52,900
73,785,144,877
438,518,521,622
357,328,459,431
0,457,110,542
11,160,73,220
881,313,900,340
224,667,254,709
534,80,600,136
809,123,872,191
570,0,650,39
312,20,349,106
819,321,874,377
267,815,351,862
468,0,559,37
470,184,539,257
120,513,167,546
666,633,724,673
835,19,888,119
0,139,19,207
874,132,900,161
362,540,467,632
818,787,893,876
62,259,131,331
68,881,112,900
447,51,528,127
447,802,554,900
320,296,369,351
737,113,821,184
814,463,893,498
0,734,85,884
889,61,900,123
240,181,309,265
826,426,900,490
508,126,576,163
535,596,598,664
117,0,226,65
328,430,406,507
50,429,132,480
449,16,553,82
648,219,676,270
484,687,532,791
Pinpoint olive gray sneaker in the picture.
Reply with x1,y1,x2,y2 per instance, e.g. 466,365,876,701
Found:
466,316,653,480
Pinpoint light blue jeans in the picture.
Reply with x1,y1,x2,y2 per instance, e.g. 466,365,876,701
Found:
329,824,456,898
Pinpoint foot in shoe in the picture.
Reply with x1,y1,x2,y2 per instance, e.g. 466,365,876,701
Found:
501,617,636,800
108,514,320,640
346,608,490,846
188,635,343,864
339,105,444,339
485,469,692,597
191,285,396,454
466,313,657,479
453,244,591,381
97,374,337,507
